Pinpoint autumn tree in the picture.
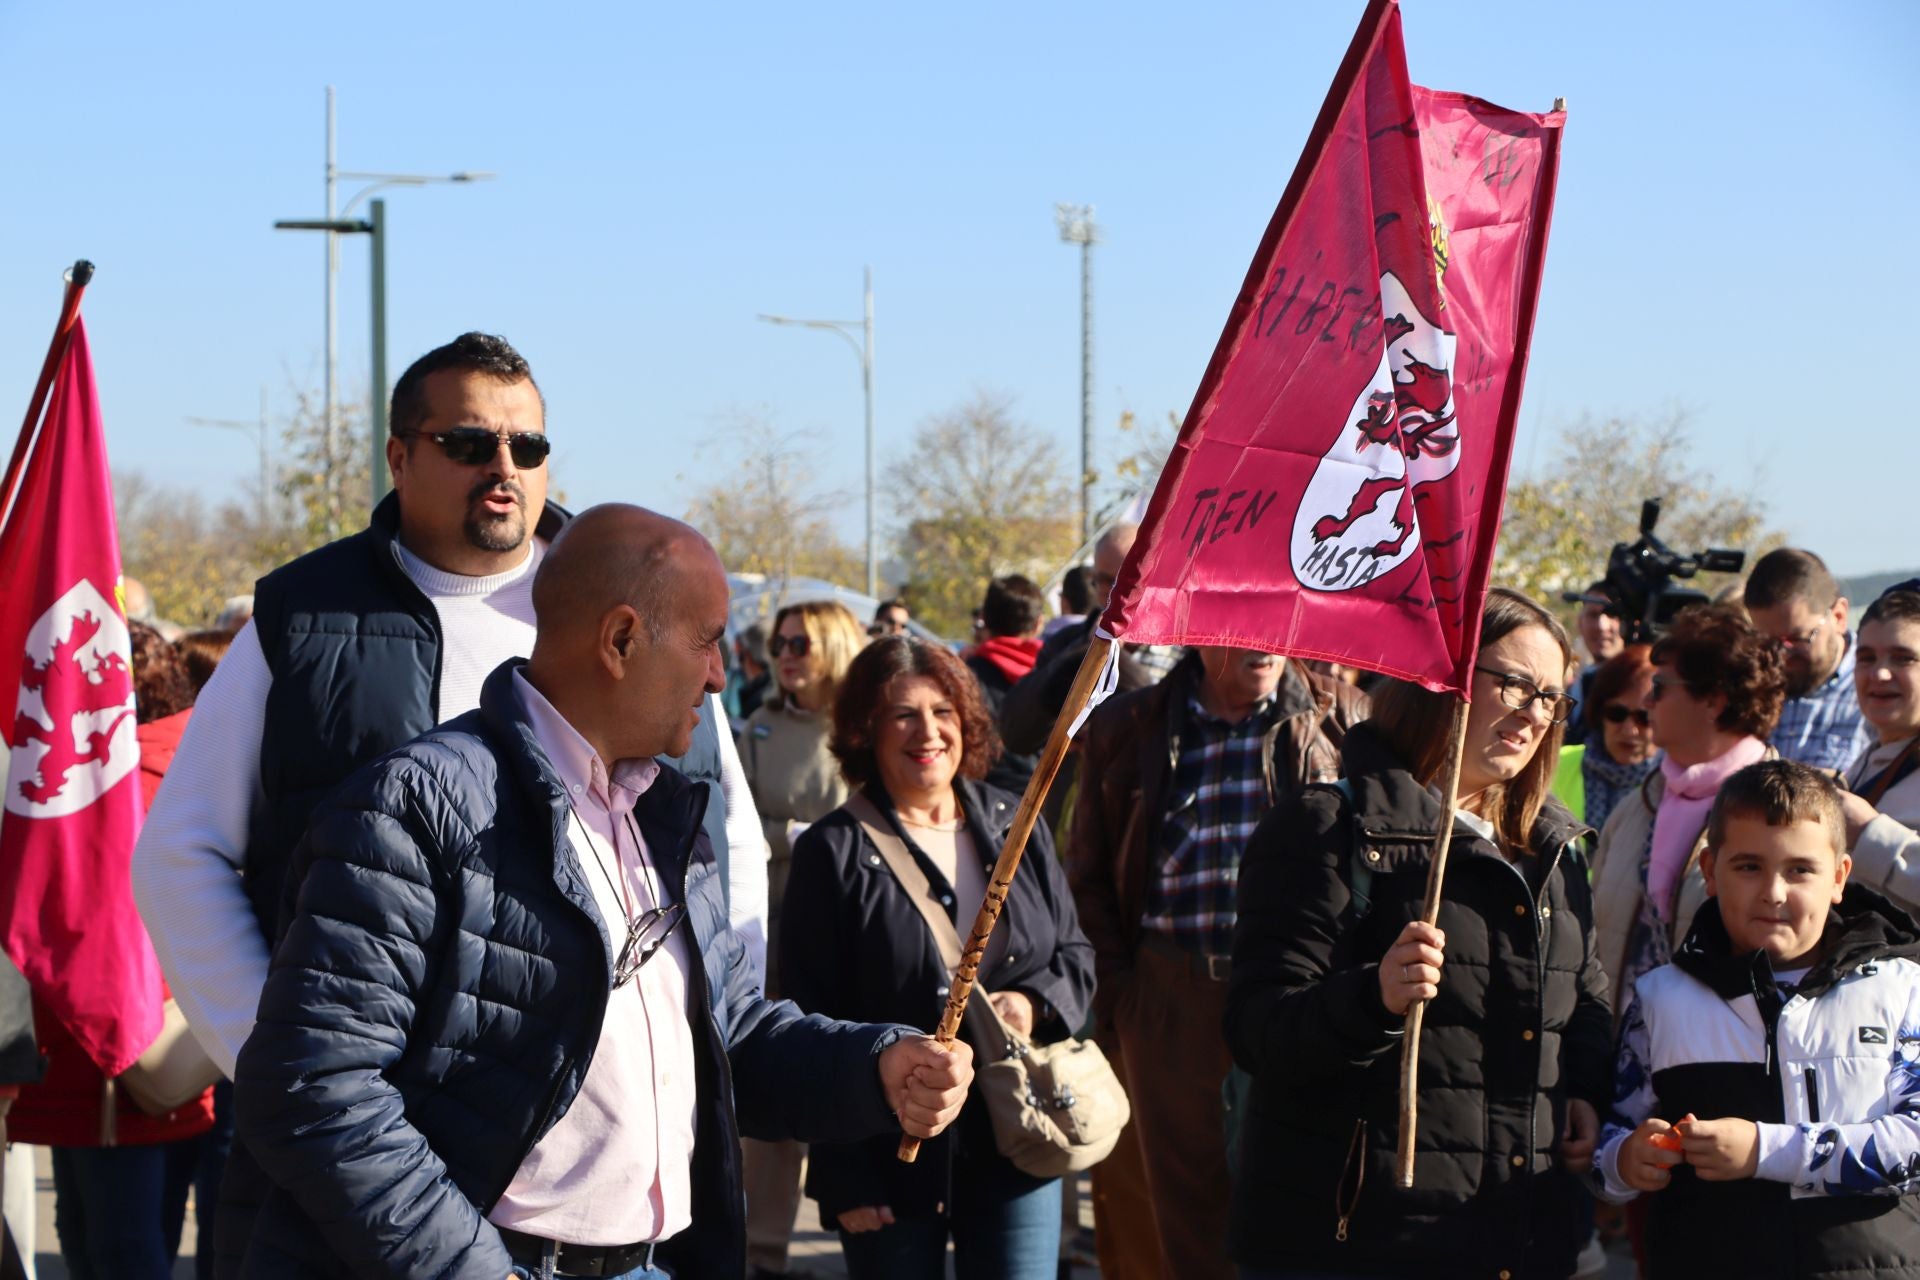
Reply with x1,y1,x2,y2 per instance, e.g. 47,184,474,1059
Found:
885,392,1080,639
277,386,371,547
1095,409,1179,526
114,472,279,627
115,384,380,627
1494,409,1781,616
684,413,863,588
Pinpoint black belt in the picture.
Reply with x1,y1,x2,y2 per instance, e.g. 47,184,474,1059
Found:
1140,932,1232,981
497,1227,656,1278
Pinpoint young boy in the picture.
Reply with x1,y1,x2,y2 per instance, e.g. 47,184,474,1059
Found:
1593,758,1920,1277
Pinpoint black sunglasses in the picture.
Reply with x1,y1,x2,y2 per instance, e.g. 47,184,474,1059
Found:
770,633,813,658
1602,705,1651,727
613,902,686,990
406,426,551,468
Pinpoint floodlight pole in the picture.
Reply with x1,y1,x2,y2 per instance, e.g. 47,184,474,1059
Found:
1056,203,1099,544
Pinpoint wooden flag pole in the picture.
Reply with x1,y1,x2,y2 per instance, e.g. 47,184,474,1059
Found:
1395,694,1472,1187
899,632,1117,1163
1,260,94,544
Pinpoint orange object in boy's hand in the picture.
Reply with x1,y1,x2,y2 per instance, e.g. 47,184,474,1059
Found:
1619,1117,1687,1192
1648,1130,1685,1153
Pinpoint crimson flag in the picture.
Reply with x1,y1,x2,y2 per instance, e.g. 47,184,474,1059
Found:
0,316,160,1077
1101,0,1562,693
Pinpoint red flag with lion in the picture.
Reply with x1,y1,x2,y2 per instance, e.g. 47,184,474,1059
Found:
0,314,160,1080
1100,0,1563,691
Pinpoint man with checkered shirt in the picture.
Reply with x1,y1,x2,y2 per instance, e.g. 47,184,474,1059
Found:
1066,648,1367,1279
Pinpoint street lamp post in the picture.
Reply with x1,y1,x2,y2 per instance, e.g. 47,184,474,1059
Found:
758,267,878,600
275,206,385,511
187,387,271,530
1055,203,1099,545
299,86,494,529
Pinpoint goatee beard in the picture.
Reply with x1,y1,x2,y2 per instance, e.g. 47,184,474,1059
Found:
466,479,528,553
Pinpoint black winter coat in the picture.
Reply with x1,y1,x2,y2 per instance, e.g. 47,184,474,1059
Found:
232,661,908,1280
781,777,1096,1218
1224,722,1611,1279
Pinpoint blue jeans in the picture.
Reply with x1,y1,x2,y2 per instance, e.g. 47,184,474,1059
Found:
50,1140,200,1280
195,1080,235,1280
837,1174,1061,1280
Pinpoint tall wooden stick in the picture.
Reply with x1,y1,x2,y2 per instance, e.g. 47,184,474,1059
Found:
899,633,1117,1163
1395,694,1472,1187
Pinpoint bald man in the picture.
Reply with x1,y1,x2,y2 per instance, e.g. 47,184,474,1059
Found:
230,505,974,1280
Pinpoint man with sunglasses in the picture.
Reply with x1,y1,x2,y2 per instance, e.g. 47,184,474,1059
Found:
1744,548,1873,771
230,504,973,1280
131,335,770,1268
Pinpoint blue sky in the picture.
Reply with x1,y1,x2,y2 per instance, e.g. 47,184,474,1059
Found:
2,1,1912,576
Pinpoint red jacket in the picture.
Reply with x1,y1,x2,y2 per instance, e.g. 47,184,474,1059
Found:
7,709,215,1146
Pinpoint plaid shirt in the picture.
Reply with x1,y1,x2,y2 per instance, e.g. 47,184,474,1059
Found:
1127,644,1186,683
1772,633,1874,772
1139,694,1279,959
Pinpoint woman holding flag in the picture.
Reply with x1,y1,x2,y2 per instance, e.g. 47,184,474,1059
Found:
1223,588,1611,1280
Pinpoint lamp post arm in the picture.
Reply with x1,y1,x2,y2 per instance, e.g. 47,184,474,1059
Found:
756,315,867,369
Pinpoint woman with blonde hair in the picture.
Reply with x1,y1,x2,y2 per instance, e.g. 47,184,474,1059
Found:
739,597,867,1280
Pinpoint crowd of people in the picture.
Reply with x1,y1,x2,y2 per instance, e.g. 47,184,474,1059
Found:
1,329,1917,1280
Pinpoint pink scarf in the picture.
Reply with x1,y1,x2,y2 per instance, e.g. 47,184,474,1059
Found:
1648,736,1767,919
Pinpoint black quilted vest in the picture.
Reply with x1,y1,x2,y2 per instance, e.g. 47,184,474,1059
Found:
242,494,571,941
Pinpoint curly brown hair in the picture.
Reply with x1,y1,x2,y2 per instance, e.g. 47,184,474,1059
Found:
1649,603,1787,740
830,635,1001,788
129,621,196,724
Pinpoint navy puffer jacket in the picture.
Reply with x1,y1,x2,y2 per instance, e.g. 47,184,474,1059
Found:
232,660,907,1279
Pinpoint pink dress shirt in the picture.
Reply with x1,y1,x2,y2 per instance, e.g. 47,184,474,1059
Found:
488,672,700,1245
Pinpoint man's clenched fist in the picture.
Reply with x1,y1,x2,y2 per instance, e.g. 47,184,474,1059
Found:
877,1034,975,1138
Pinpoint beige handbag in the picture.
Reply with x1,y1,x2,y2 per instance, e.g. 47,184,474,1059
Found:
118,998,222,1117
843,794,1130,1179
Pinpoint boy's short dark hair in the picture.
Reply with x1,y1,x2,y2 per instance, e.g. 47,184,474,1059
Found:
1862,589,1920,630
1705,759,1846,857
978,575,1045,638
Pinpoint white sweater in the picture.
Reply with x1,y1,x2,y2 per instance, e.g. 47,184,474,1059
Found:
1847,737,1920,916
131,539,768,1077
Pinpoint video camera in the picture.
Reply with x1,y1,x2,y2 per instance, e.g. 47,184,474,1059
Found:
1564,499,1745,644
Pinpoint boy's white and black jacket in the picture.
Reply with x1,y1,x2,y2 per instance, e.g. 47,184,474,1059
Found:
1594,887,1920,1279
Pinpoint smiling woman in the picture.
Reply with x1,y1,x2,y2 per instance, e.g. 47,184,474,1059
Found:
778,635,1095,1280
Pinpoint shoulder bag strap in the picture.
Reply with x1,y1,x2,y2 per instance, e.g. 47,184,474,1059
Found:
842,791,968,978
1859,736,1920,810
